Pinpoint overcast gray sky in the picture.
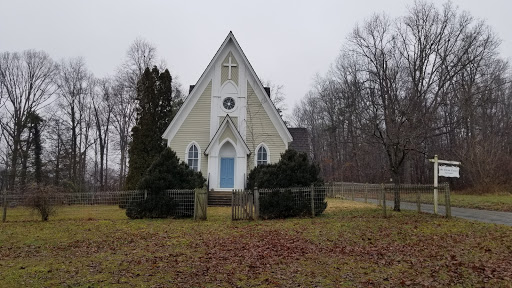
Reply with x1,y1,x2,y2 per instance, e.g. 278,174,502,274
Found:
1,0,511,118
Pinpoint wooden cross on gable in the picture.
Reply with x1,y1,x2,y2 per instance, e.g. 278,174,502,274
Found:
223,56,237,80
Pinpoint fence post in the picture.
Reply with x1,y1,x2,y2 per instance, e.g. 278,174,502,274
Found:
445,183,451,218
310,185,315,217
194,189,199,220
416,189,421,213
364,184,368,203
248,190,253,220
193,189,197,220
433,155,439,215
381,184,387,218
194,188,207,220
331,182,335,198
378,185,382,206
231,190,235,220
2,189,7,223
254,187,259,220
351,186,355,201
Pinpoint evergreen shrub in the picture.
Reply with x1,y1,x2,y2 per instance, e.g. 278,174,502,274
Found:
248,149,327,219
259,189,327,219
126,194,177,219
259,189,309,219
125,147,205,219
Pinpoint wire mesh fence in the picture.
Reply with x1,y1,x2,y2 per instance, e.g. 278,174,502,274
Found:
0,189,197,222
165,190,196,218
257,186,328,217
327,182,451,216
1,183,450,222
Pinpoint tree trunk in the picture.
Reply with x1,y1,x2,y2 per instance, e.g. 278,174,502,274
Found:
54,131,61,186
392,169,401,211
71,105,77,184
20,142,29,188
119,139,126,190
105,137,109,190
9,131,22,189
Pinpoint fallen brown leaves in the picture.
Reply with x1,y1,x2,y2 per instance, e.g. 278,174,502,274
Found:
0,201,511,287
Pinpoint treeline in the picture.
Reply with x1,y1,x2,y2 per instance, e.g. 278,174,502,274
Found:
0,39,184,192
293,1,512,191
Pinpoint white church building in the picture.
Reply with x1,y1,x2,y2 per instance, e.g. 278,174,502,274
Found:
162,32,307,191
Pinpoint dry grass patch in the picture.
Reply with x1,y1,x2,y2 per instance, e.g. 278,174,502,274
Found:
325,198,375,210
450,194,512,212
0,199,511,287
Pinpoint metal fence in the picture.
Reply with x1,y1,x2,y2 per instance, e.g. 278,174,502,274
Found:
0,189,197,222
230,186,328,220
258,186,328,217
327,182,452,217
1,183,451,222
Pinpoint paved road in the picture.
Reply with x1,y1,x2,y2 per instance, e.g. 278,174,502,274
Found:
356,198,512,226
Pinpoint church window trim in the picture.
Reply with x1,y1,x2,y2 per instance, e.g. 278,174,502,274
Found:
185,141,201,172
255,143,270,166
220,80,239,113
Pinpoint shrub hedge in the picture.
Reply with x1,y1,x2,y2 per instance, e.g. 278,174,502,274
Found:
259,189,327,219
124,148,205,219
248,149,327,219
126,194,178,219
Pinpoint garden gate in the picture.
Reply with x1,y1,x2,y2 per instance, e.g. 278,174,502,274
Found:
194,188,207,220
232,189,258,220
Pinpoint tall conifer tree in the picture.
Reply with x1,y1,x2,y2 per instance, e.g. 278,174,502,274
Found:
125,66,177,189
28,112,44,184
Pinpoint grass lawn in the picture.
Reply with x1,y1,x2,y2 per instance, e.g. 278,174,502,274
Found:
450,193,512,212
1,200,511,287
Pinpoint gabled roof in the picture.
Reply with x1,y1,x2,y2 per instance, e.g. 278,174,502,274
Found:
162,31,293,145
204,114,250,155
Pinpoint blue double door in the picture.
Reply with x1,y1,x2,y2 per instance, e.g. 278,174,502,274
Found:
220,157,235,188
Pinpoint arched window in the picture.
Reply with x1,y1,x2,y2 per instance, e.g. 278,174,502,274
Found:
187,144,199,171
257,145,268,166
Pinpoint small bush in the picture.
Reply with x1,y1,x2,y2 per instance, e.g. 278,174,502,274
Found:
248,149,326,219
259,189,327,219
123,148,205,218
24,185,64,221
260,190,308,219
126,194,178,219
314,196,328,216
137,148,206,193
247,149,323,190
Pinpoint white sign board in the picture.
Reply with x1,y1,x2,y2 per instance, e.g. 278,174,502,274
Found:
439,165,460,178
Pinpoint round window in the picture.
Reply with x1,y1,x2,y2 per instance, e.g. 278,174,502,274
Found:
223,97,235,110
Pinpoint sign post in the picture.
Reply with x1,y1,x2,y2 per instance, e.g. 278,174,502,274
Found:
433,155,439,214
429,155,460,214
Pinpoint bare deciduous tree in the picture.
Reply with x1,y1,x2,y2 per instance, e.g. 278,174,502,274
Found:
55,57,95,191
110,80,136,189
92,78,114,190
119,38,159,93
294,1,511,201
0,50,57,189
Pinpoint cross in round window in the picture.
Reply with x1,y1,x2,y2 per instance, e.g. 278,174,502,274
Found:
188,144,199,171
257,145,268,166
